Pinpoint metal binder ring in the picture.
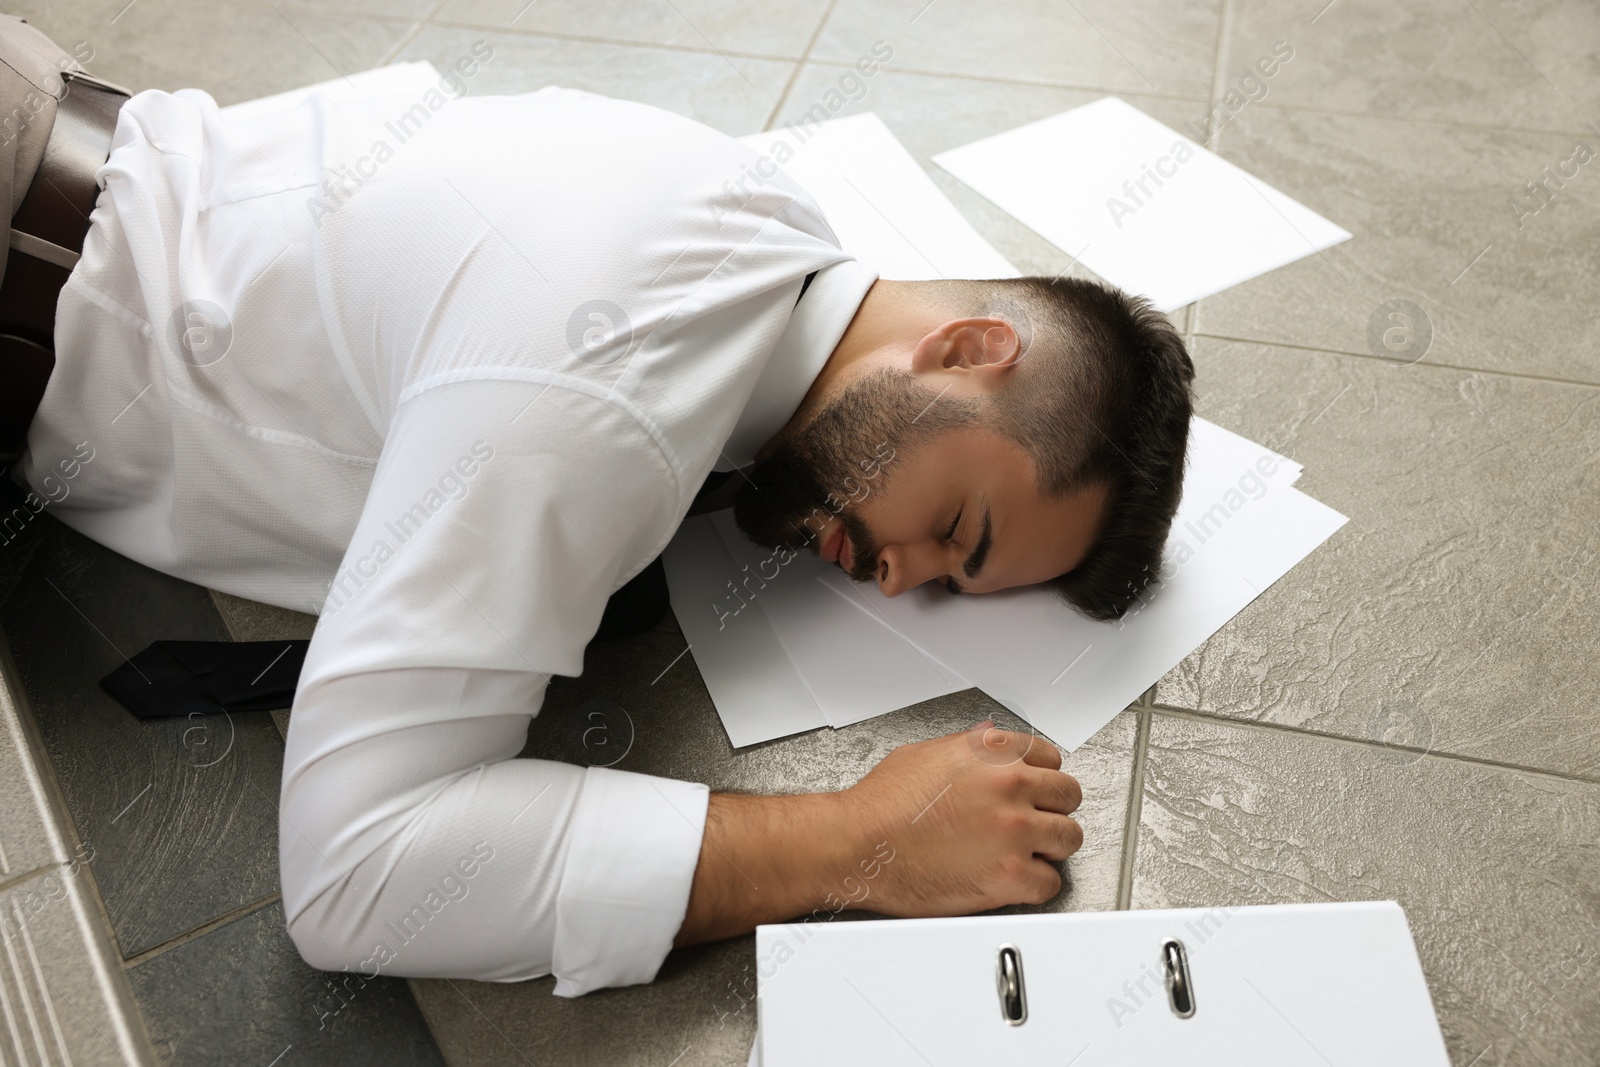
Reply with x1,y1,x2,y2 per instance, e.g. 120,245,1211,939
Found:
995,944,1027,1026
1162,937,1196,1018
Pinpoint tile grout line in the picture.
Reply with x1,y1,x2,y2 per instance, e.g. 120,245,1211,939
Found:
193,0,419,25
1205,0,1236,145
1192,332,1600,391
762,0,839,132
121,892,284,971
183,2,837,74
1227,95,1600,144
426,16,821,68
411,20,1216,107
1149,703,1600,786
377,0,447,68
0,862,63,898
1114,705,1152,910
1184,0,1234,342
794,57,1210,105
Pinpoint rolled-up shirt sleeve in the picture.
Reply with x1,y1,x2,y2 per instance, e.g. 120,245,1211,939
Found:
279,374,708,996
554,759,710,992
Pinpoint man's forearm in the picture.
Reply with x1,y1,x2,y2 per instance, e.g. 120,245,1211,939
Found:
672,723,1086,950
673,791,860,947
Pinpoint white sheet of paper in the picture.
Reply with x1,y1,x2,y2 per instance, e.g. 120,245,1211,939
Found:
661,514,828,748
815,420,1342,749
220,62,445,120
833,484,1345,750
931,96,1352,311
707,511,966,728
738,113,1019,282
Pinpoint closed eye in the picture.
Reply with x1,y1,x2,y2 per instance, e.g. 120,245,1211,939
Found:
940,507,965,593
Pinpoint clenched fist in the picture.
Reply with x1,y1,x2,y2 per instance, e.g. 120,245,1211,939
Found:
840,719,1084,916
675,720,1085,948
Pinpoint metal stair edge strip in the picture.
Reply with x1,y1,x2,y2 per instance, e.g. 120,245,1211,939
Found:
0,629,156,1067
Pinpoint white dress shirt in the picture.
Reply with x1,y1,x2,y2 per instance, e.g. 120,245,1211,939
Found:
16,83,876,994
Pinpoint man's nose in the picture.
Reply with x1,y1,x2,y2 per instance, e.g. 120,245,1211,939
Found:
875,541,950,597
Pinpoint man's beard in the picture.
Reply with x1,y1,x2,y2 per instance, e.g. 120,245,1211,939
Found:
732,368,976,583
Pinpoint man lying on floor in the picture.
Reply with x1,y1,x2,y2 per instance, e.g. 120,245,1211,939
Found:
1,16,1193,995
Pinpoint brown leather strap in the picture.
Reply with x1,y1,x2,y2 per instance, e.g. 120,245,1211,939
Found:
0,70,128,456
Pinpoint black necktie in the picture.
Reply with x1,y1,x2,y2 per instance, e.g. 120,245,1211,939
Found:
101,639,308,719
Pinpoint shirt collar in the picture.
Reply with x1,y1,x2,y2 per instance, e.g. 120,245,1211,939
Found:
716,257,878,472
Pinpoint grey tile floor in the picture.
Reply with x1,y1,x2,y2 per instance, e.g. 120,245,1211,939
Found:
0,0,1596,1064
0,507,448,1067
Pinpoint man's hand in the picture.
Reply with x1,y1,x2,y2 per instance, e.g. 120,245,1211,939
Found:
673,720,1083,948
840,720,1083,916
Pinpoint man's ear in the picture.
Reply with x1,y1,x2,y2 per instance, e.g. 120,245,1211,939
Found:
909,318,1022,379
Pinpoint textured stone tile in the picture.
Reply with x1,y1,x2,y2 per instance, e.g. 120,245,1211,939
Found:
1195,107,1600,384
0,525,286,959
0,529,45,617
397,23,797,135
9,0,413,106
208,590,317,646
411,626,1140,1065
414,937,757,1067
1,495,77,885
1133,712,1600,1067
769,66,1209,281
0,868,154,1067
1227,0,1599,134
815,0,1222,99
1158,337,1600,778
0,475,56,612
437,0,826,59
128,900,445,1067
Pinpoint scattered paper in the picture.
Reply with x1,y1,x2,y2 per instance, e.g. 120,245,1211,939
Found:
709,510,966,729
658,513,825,749
932,96,1352,311
739,113,1019,282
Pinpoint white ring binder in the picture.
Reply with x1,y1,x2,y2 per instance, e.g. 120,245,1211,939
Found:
753,901,1452,1065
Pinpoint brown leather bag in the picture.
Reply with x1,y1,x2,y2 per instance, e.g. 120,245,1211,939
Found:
0,15,128,458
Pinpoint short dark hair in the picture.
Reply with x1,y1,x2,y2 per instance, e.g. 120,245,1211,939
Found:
973,276,1195,620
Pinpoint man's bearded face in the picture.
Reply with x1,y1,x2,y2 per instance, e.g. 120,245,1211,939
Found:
732,368,974,582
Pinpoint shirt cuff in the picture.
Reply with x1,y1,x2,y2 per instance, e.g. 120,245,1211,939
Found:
551,765,710,996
